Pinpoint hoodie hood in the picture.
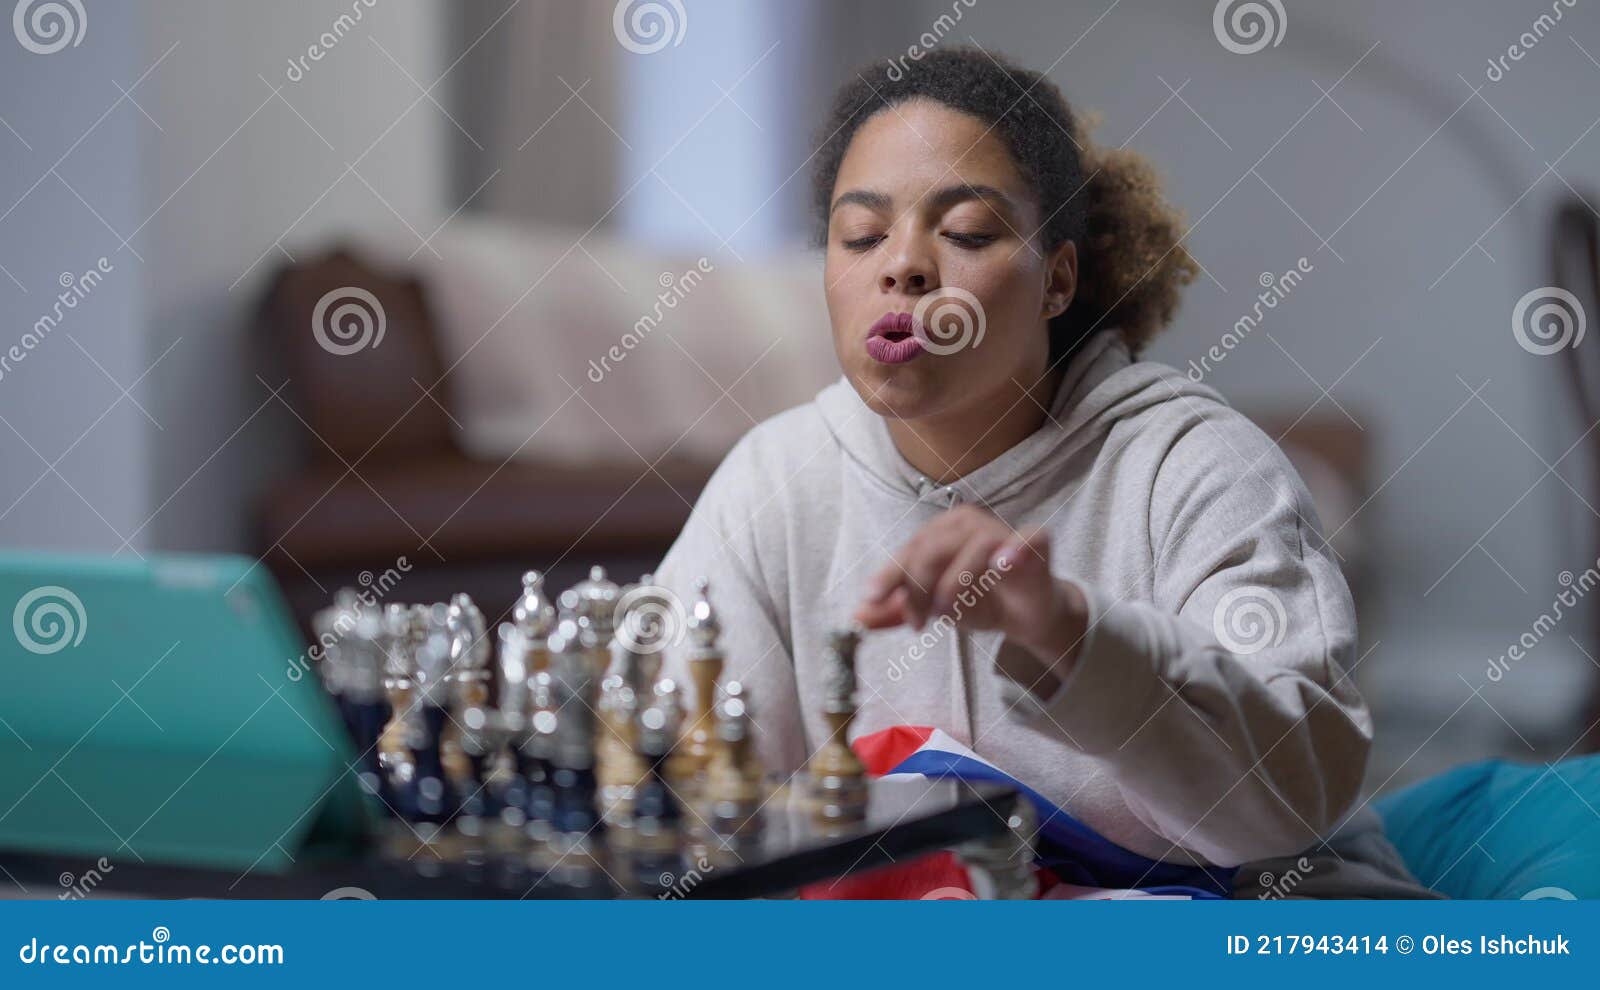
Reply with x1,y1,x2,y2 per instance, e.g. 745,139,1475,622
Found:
813,328,1229,508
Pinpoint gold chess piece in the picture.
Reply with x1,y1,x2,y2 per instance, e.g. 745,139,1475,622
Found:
700,680,765,866
806,627,868,831
667,578,723,799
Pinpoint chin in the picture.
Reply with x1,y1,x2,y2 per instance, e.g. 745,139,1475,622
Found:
845,360,951,420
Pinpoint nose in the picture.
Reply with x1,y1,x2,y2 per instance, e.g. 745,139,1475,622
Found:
879,232,935,294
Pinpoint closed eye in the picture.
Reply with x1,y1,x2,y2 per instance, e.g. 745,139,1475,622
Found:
842,234,884,252
944,231,996,248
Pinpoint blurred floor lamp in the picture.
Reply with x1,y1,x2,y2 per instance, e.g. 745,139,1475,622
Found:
1552,193,1600,751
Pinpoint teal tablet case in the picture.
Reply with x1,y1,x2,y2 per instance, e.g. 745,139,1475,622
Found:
0,551,373,873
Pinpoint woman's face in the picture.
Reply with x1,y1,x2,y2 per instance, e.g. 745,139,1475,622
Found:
824,98,1076,424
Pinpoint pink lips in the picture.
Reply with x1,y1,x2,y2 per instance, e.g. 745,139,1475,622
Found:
866,311,925,365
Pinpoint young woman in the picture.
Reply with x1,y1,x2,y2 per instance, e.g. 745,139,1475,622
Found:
656,47,1426,897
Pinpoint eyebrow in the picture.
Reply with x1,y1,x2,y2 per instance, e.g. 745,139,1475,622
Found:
829,182,1018,218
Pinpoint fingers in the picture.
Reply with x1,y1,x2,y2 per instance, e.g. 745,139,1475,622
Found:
854,587,910,629
992,526,1050,577
930,533,1008,618
864,509,979,628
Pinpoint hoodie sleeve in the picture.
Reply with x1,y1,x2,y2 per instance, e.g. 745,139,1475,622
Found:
651,435,810,777
1001,406,1372,867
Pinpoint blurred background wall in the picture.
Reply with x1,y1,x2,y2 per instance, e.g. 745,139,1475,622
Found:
1,0,1598,791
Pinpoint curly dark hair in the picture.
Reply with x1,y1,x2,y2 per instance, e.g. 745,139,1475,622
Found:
811,46,1198,360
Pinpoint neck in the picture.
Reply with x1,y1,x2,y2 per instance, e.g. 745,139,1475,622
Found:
886,363,1065,484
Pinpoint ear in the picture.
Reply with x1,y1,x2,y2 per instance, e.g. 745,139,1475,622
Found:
1042,240,1078,320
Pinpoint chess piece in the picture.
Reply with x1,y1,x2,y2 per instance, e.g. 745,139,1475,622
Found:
597,584,660,829
561,566,621,680
666,578,722,797
626,680,685,895
338,595,398,813
520,667,559,857
806,627,868,830
702,680,765,864
311,589,360,727
377,603,418,783
512,570,556,675
405,603,457,825
445,594,495,817
541,615,608,889
490,622,533,839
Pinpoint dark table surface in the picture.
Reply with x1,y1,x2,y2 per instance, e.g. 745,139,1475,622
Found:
0,778,1021,900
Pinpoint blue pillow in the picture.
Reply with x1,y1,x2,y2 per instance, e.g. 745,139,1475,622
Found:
1375,755,1600,899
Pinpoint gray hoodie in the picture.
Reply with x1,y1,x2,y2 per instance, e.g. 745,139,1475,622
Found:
654,327,1422,889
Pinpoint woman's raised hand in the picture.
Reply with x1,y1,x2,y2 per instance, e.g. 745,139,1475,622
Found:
853,505,1089,694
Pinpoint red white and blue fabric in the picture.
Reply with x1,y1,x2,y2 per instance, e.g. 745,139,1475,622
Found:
801,725,1234,900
